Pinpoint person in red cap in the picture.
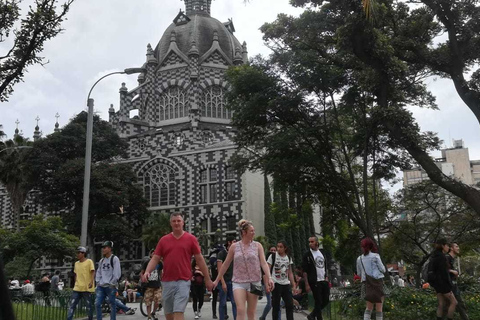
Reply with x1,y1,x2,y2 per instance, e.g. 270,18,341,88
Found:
22,280,35,298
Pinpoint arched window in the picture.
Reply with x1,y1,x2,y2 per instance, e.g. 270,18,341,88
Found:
159,87,188,121
144,164,176,207
200,86,231,119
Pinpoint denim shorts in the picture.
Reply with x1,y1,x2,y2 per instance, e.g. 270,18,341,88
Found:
161,280,190,314
232,281,262,292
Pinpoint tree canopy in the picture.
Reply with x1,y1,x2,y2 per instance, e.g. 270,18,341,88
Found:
0,0,75,101
226,0,480,243
26,112,148,254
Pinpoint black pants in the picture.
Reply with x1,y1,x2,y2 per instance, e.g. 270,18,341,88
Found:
192,285,205,312
272,284,294,320
309,281,330,320
212,287,218,316
453,284,469,320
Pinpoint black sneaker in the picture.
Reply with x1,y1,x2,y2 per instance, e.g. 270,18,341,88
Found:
213,315,218,319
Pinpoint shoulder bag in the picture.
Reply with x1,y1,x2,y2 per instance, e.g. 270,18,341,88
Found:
360,257,384,303
240,242,263,296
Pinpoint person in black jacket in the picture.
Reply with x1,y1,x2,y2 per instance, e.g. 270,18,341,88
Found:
302,236,329,320
429,238,457,320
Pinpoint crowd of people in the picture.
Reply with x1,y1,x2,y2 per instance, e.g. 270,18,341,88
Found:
3,212,472,320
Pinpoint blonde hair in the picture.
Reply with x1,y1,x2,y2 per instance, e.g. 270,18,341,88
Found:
238,219,253,236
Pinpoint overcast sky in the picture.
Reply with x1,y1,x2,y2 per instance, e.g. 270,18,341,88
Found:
1,0,479,192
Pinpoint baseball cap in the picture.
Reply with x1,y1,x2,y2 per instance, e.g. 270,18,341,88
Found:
24,280,30,284
77,246,87,253
102,241,114,248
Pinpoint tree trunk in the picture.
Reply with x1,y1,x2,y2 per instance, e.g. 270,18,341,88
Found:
26,258,38,279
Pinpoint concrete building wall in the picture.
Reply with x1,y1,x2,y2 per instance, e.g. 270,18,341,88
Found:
444,147,473,185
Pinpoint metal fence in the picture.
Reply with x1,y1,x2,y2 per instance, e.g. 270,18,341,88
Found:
304,287,359,320
9,289,90,320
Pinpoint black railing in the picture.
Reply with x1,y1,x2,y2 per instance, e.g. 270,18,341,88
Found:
10,290,90,320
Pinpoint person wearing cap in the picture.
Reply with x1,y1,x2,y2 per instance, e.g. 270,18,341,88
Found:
67,246,95,320
429,238,457,320
22,280,35,298
95,240,121,320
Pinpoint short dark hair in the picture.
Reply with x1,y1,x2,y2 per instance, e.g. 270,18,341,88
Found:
170,212,184,220
225,236,235,247
55,271,60,275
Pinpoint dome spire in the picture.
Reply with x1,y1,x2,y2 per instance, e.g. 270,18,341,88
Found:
184,0,212,16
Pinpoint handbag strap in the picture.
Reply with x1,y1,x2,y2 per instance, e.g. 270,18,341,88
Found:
239,241,252,276
360,256,367,276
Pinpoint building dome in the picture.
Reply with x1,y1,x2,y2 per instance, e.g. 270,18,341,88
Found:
155,13,242,63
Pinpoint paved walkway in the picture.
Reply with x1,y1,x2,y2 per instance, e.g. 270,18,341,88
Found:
98,297,308,320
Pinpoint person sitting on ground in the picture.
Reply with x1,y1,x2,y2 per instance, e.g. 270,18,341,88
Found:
292,270,306,311
105,295,136,315
126,279,138,303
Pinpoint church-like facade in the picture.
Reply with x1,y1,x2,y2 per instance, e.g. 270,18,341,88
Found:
108,0,265,250
0,0,266,268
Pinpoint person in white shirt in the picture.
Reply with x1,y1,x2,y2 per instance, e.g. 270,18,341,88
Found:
22,280,35,297
267,241,296,320
302,236,329,320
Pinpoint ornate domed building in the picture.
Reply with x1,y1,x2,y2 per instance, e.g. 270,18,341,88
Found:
109,0,265,253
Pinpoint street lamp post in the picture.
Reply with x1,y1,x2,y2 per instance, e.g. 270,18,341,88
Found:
80,68,145,247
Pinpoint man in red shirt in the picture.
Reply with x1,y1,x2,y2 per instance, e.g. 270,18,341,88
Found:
143,212,214,320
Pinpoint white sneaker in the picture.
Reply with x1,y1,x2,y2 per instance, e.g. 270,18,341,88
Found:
198,311,202,318
194,311,199,319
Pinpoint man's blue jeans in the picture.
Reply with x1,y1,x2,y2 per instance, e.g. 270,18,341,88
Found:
67,291,93,320
218,281,237,320
95,286,117,320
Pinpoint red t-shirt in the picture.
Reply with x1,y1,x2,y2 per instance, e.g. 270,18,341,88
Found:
154,232,201,282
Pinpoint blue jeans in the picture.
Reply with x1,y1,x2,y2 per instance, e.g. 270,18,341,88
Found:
219,281,237,320
95,286,117,320
105,296,130,313
260,287,281,320
67,291,93,320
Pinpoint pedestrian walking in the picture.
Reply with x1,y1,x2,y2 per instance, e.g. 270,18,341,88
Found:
429,238,457,320
260,245,279,320
302,236,329,320
51,270,60,291
268,240,296,320
447,242,469,320
356,238,386,320
214,219,275,320
141,249,163,320
67,246,94,320
95,241,121,320
217,236,237,320
143,212,214,320
191,260,206,319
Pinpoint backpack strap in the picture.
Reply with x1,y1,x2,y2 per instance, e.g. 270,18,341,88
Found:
110,254,115,270
269,252,276,274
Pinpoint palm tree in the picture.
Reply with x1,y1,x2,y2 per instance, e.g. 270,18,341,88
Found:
362,0,376,20
0,135,33,231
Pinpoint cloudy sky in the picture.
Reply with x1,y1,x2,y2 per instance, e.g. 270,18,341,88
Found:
1,0,479,191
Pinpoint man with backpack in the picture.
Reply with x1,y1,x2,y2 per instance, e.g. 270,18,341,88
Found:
95,240,121,320
217,236,237,320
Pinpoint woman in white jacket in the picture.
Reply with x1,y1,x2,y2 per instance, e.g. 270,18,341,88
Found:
356,237,386,320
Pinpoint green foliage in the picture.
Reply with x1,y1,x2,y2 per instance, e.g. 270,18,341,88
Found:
1,215,78,279
341,286,480,320
0,0,75,101
26,112,148,247
0,135,33,230
263,175,277,244
142,212,172,249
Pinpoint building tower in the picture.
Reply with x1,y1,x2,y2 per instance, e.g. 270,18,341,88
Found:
108,0,263,255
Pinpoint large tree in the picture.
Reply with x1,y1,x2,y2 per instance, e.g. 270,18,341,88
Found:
385,181,480,286
27,112,148,257
0,0,75,101
282,0,480,214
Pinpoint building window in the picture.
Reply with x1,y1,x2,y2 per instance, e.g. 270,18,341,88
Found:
199,167,218,204
200,86,231,119
226,216,236,231
159,87,189,121
225,166,235,180
225,182,235,200
224,165,237,201
144,163,176,207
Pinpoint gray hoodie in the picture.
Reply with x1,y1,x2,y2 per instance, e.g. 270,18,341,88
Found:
96,255,121,287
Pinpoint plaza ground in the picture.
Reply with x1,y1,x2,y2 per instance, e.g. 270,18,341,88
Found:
98,297,308,320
